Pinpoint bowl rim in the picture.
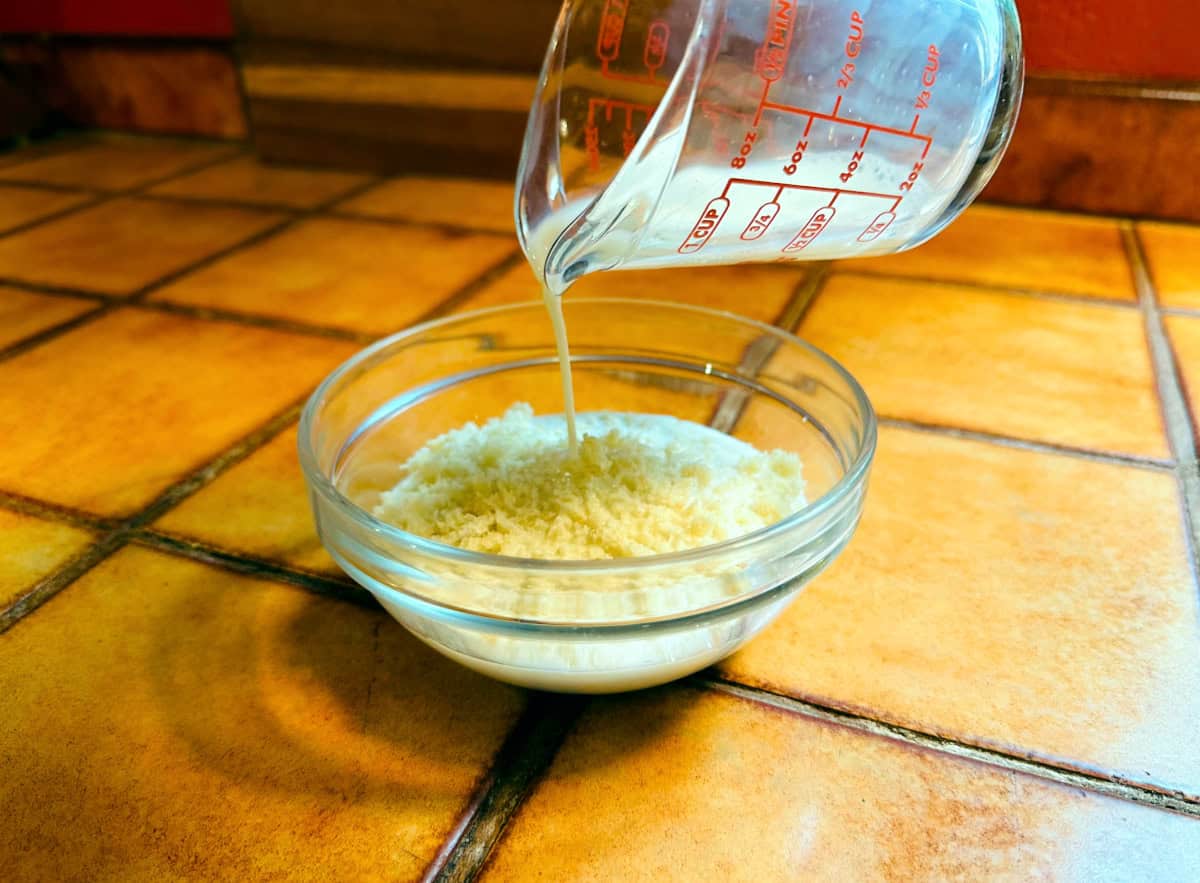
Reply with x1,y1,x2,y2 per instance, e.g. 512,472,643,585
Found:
298,296,877,573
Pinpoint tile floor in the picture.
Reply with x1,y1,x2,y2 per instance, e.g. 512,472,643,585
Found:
0,134,1197,880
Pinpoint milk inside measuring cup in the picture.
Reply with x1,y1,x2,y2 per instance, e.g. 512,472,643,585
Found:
517,0,1023,292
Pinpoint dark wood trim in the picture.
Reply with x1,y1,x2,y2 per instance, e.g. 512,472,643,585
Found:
982,80,1200,221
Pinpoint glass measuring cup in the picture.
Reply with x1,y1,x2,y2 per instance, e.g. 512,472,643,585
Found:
516,0,1023,292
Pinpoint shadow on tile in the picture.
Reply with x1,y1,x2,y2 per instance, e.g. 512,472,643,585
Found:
137,571,694,807
140,576,521,802
0,546,528,879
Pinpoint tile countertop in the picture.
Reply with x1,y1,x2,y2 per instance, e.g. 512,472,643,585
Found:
1,133,1199,881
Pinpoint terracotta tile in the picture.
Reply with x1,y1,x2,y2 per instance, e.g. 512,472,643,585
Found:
1168,315,1200,418
442,273,802,425
483,687,1200,882
149,156,371,209
0,546,524,881
150,217,516,333
339,176,516,234
0,184,91,234
0,510,93,610
0,287,96,349
460,262,802,325
0,197,284,295
849,205,1135,301
0,137,237,191
1140,221,1200,310
799,274,1166,457
723,426,1200,794
156,424,338,575
0,309,358,517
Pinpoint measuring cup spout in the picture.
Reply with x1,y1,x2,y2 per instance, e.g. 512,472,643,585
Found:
516,0,716,294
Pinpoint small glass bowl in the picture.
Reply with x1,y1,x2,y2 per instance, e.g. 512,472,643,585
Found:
299,298,875,693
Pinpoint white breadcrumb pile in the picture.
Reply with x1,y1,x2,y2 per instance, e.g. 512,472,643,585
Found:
373,403,806,560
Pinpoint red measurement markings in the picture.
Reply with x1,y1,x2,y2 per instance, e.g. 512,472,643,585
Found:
730,127,759,169
754,0,797,83
839,149,864,183
700,100,754,154
913,44,940,110
837,10,864,89
679,197,730,253
585,97,656,171
858,210,895,242
781,132,809,175
688,177,905,254
783,206,836,252
621,105,638,154
722,177,898,202
759,99,933,147
741,198,782,240
595,0,668,84
752,80,772,127
899,160,925,192
644,20,669,74
596,0,628,62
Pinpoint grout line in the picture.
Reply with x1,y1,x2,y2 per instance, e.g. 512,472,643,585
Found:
0,140,92,176
133,219,519,341
326,209,516,239
0,194,110,240
427,694,588,883
123,213,299,303
135,190,309,215
118,144,250,191
0,133,241,179
833,267,1139,311
0,143,249,247
125,174,388,307
1122,226,1200,578
133,299,374,343
1161,305,1200,320
701,678,1200,817
0,303,114,364
0,277,110,302
0,491,116,531
0,143,263,355
878,415,1175,471
708,266,830,433
0,178,97,195
0,393,323,633
125,399,308,529
414,249,527,323
309,174,390,208
133,530,377,608
774,264,832,333
0,531,130,635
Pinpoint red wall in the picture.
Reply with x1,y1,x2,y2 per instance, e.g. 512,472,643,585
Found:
0,1,233,39
1019,0,1198,80
0,1,1195,81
